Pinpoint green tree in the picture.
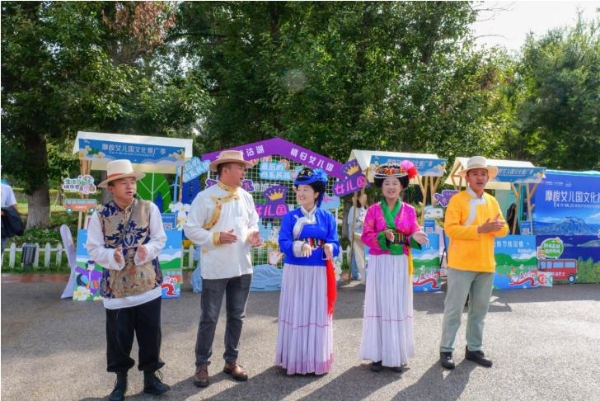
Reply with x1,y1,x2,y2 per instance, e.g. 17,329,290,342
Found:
2,2,207,227
2,2,134,227
505,15,600,170
175,1,498,164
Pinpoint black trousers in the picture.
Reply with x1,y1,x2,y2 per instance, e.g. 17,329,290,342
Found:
106,296,165,373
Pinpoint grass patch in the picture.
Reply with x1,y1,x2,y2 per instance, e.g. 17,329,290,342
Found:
8,207,79,247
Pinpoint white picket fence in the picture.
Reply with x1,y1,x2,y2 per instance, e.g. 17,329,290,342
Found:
1,242,353,270
175,244,352,270
1,242,66,269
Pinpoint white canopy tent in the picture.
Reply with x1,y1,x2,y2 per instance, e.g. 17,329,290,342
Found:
73,131,194,174
346,150,447,283
349,149,447,212
72,131,194,229
444,157,542,190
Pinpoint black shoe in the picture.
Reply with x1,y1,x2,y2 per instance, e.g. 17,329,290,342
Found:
440,352,455,369
370,361,382,372
465,346,493,367
143,370,171,395
109,372,127,401
389,364,407,373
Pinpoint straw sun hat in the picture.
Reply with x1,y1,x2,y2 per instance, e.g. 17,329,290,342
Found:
98,159,145,188
209,150,253,172
459,156,498,179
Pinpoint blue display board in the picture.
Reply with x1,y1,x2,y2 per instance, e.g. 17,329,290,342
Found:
493,235,538,289
78,138,185,166
412,234,442,292
533,170,600,236
536,235,600,284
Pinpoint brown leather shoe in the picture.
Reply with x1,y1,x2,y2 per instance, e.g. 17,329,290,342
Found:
193,364,209,388
223,361,248,381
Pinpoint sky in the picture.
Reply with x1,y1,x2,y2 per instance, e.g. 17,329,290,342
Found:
471,1,600,52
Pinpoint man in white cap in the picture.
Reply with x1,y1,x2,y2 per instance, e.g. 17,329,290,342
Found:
439,156,508,370
86,159,170,401
184,149,262,388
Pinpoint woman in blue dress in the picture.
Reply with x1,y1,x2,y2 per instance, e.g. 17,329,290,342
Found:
275,167,340,375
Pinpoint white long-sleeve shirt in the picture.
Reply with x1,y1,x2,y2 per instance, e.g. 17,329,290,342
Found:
184,182,259,279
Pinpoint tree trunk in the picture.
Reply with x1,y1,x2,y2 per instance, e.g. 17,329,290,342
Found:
26,186,50,229
24,134,50,228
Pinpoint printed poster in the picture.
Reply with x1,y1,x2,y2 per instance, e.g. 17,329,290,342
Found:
494,235,538,289
412,234,442,292
536,235,600,284
533,171,600,236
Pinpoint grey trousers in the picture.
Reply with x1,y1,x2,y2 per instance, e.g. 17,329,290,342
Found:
195,274,252,367
440,268,494,353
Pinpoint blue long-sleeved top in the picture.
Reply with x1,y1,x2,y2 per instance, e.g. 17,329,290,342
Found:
279,206,340,266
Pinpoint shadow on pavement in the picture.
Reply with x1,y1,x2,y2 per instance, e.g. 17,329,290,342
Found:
391,361,477,401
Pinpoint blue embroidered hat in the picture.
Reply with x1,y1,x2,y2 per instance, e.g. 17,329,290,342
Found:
294,167,327,186
294,167,328,207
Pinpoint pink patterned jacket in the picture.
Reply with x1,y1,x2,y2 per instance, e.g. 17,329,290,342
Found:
361,201,420,255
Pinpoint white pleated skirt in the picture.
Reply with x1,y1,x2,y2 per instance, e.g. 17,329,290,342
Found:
275,263,333,375
360,253,414,367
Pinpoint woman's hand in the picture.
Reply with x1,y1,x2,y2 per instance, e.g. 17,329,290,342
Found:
323,243,333,260
412,231,429,245
385,229,395,242
301,242,313,257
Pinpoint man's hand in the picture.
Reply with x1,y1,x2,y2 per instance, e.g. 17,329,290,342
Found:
248,231,263,247
478,214,506,234
114,246,124,264
219,229,238,244
136,244,148,260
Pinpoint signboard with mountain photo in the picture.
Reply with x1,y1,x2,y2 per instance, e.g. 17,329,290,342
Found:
532,170,600,284
532,170,600,236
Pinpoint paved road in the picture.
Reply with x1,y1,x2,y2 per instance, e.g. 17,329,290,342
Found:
1,276,599,400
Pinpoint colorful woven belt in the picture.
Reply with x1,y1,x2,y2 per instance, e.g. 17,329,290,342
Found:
305,238,326,248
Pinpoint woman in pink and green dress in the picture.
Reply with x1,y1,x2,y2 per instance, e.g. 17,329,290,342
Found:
360,161,429,373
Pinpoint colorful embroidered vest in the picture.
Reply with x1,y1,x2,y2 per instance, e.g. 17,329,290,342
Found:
98,199,162,298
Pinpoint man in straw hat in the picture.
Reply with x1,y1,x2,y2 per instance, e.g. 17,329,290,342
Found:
184,149,262,388
86,159,170,401
439,156,508,370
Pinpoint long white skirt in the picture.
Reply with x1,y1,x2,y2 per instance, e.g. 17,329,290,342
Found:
275,263,333,375
360,253,414,367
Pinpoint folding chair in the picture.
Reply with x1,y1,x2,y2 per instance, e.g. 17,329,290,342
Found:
60,225,77,299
